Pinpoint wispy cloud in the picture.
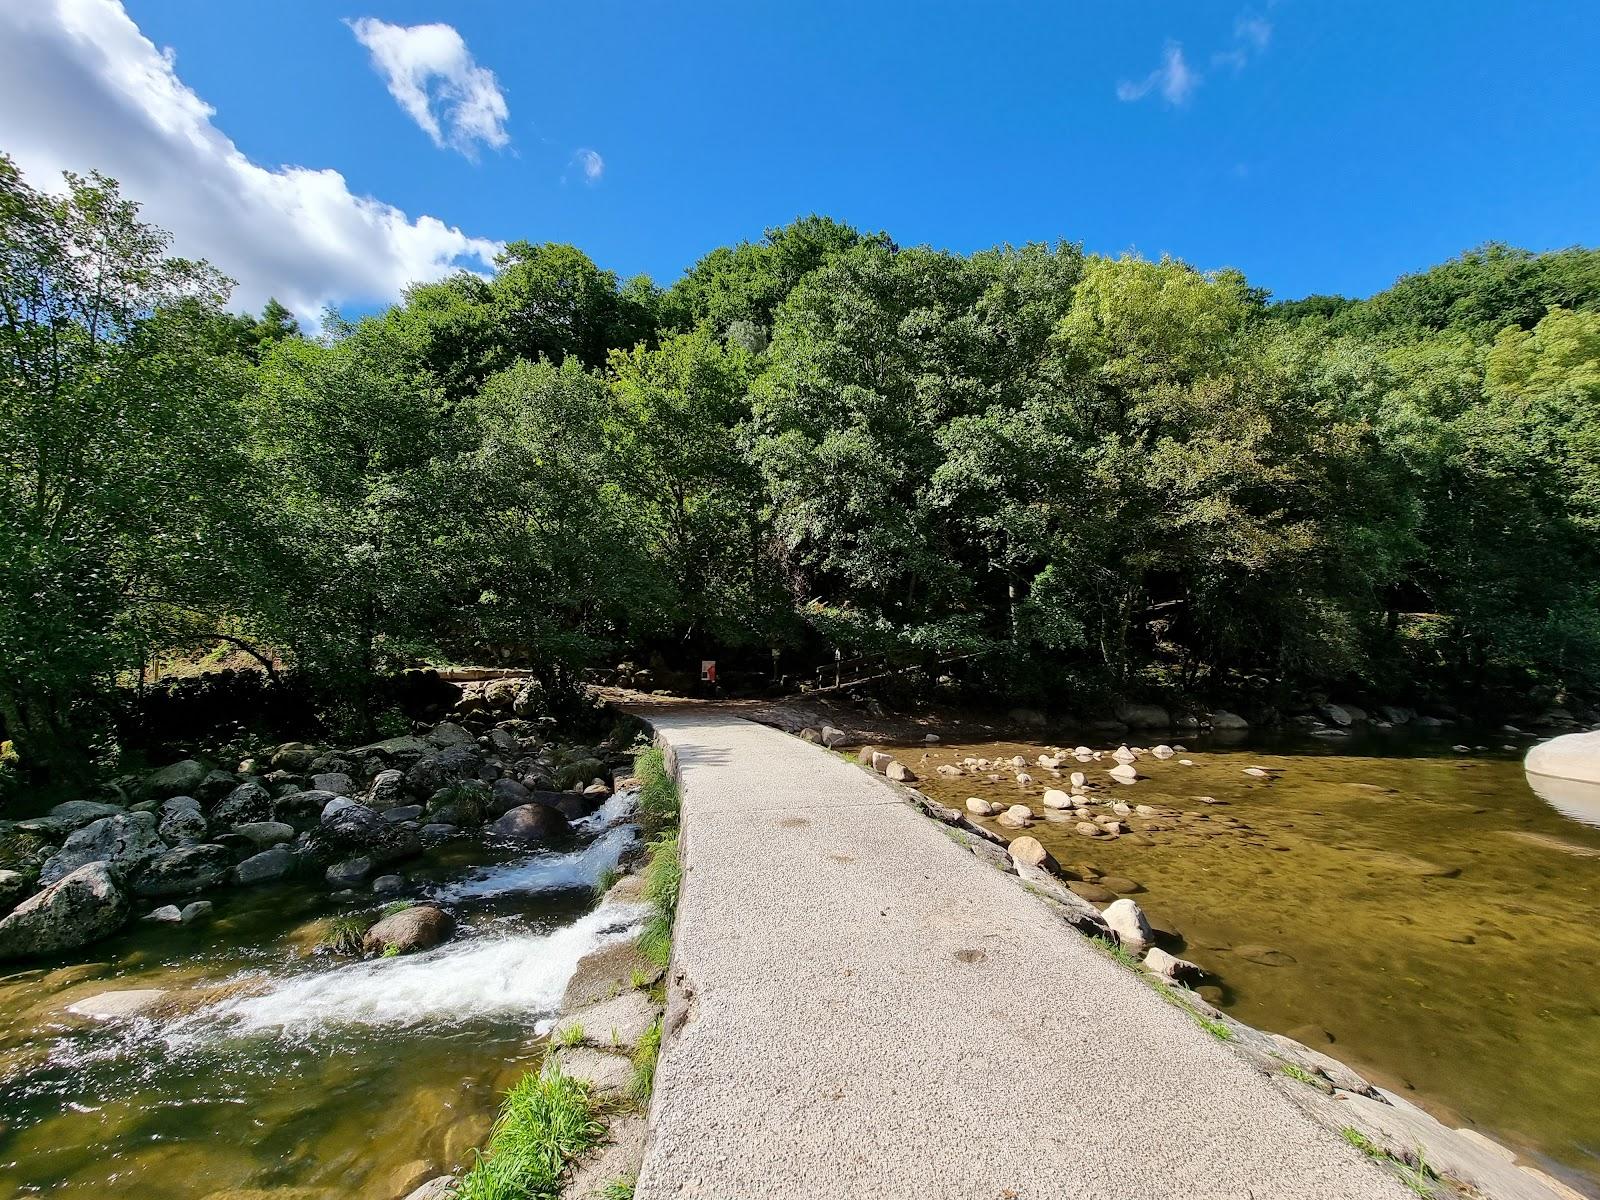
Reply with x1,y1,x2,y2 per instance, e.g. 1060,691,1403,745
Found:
0,0,503,324
1116,42,1200,106
346,17,509,158
1120,11,1274,106
574,148,604,184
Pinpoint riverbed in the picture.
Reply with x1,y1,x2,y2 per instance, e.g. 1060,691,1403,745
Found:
894,729,1600,1196
0,794,642,1198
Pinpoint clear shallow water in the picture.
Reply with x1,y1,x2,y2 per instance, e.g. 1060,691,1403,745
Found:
0,799,641,1199
899,730,1600,1195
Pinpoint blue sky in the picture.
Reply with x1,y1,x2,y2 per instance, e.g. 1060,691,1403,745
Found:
3,1,1597,320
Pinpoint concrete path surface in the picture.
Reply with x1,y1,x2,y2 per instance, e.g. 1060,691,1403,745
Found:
631,710,1406,1200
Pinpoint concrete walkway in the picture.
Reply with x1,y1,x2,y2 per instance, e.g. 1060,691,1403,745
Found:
631,711,1406,1200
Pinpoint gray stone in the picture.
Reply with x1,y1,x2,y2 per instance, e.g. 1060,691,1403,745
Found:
362,904,454,954
143,759,207,799
179,900,212,924
146,904,182,922
1007,836,1058,873
233,845,296,885
372,874,404,894
47,800,126,829
382,805,425,823
367,768,409,809
130,844,232,897
426,721,475,748
884,760,916,783
1209,710,1250,730
486,803,568,844
310,772,356,797
0,862,130,960
0,869,31,914
195,770,241,804
326,856,374,887
419,823,459,841
1144,947,1203,983
553,990,659,1052
212,781,273,827
39,812,165,886
158,799,207,845
401,1176,457,1200
1102,898,1154,950
270,742,316,771
319,795,356,821
490,777,531,814
550,1046,633,1094
232,820,295,848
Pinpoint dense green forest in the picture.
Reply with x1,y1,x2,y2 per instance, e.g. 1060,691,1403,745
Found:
5,153,1600,788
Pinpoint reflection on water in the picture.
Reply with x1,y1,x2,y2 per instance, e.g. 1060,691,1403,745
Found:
901,730,1600,1195
1525,771,1600,830
0,795,641,1199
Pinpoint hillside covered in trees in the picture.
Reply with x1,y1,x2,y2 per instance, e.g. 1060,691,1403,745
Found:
5,153,1600,791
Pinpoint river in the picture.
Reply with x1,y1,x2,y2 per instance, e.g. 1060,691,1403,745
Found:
894,728,1600,1197
0,792,642,1198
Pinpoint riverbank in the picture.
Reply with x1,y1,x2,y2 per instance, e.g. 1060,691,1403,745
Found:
627,708,1416,1199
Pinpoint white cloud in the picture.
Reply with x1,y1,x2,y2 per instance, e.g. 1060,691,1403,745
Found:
574,148,604,184
1236,15,1272,52
1116,42,1200,106
346,17,509,158
0,0,503,324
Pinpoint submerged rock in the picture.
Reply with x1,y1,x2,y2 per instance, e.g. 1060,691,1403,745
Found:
362,904,454,955
0,861,130,959
67,988,170,1020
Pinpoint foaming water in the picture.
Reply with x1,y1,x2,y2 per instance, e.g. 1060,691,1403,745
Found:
436,821,638,902
573,788,638,832
200,900,647,1037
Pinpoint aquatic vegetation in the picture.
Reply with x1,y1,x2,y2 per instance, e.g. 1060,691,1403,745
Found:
456,1068,605,1200
315,913,372,956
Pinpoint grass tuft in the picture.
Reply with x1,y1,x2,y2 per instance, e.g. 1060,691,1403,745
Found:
455,1068,606,1200
599,1176,636,1200
315,913,371,956
1279,1061,1318,1086
1340,1127,1437,1197
629,1016,663,1104
554,1022,586,1048
380,900,415,917
639,832,681,969
634,746,679,835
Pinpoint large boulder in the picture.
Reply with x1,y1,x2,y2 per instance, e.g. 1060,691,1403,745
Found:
273,789,339,830
512,678,546,719
212,781,273,827
233,844,296,885
406,745,484,797
39,812,165,887
362,904,455,955
195,770,242,804
142,759,207,799
367,769,408,809
129,844,232,897
0,868,32,915
158,797,208,845
528,789,589,820
232,821,295,849
0,861,130,960
47,800,126,830
489,777,532,816
483,678,521,711
1116,704,1171,730
1209,709,1250,730
486,803,569,845
310,772,356,797
303,803,421,869
426,722,475,749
